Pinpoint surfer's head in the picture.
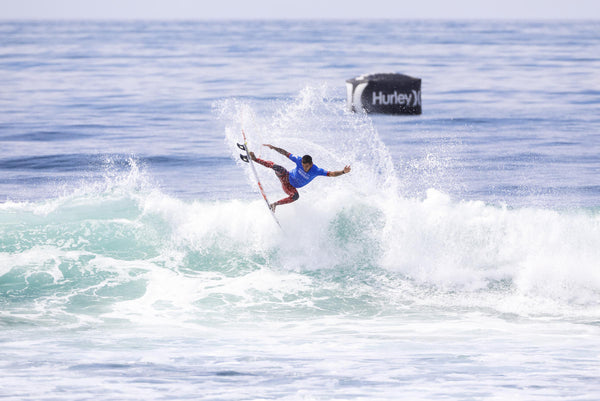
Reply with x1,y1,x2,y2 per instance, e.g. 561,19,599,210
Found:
302,155,313,172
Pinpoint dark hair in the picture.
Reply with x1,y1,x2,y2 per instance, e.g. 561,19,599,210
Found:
302,155,312,164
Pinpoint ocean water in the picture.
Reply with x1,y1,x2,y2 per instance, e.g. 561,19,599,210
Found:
1,20,600,400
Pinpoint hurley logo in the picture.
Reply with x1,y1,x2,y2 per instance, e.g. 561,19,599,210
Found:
372,90,421,107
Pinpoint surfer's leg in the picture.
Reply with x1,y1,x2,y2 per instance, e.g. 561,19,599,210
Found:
271,191,299,212
273,191,299,206
271,167,299,208
272,164,287,177
251,154,275,169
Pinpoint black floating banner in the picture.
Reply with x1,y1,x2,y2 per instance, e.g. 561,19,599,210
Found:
346,73,422,115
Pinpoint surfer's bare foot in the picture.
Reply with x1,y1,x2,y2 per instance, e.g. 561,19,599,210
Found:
249,151,257,161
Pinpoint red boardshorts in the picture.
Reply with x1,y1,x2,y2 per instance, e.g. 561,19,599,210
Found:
253,158,299,206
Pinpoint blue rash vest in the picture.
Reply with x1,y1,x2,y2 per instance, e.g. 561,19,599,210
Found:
287,154,329,188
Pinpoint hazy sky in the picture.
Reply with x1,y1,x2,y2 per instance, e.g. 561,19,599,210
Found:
1,0,599,20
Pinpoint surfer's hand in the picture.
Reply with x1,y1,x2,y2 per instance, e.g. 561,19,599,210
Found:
263,144,274,149
249,152,257,161
343,165,351,174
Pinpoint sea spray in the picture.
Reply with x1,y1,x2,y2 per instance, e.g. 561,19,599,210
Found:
217,85,398,199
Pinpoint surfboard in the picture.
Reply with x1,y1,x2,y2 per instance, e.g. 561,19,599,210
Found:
237,130,282,228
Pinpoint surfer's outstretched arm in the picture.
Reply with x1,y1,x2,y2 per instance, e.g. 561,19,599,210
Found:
263,144,290,157
327,165,351,177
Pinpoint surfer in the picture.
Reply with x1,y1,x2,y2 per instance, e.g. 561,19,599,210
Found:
249,144,351,212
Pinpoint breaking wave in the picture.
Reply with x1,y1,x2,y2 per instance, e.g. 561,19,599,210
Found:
2,87,600,330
